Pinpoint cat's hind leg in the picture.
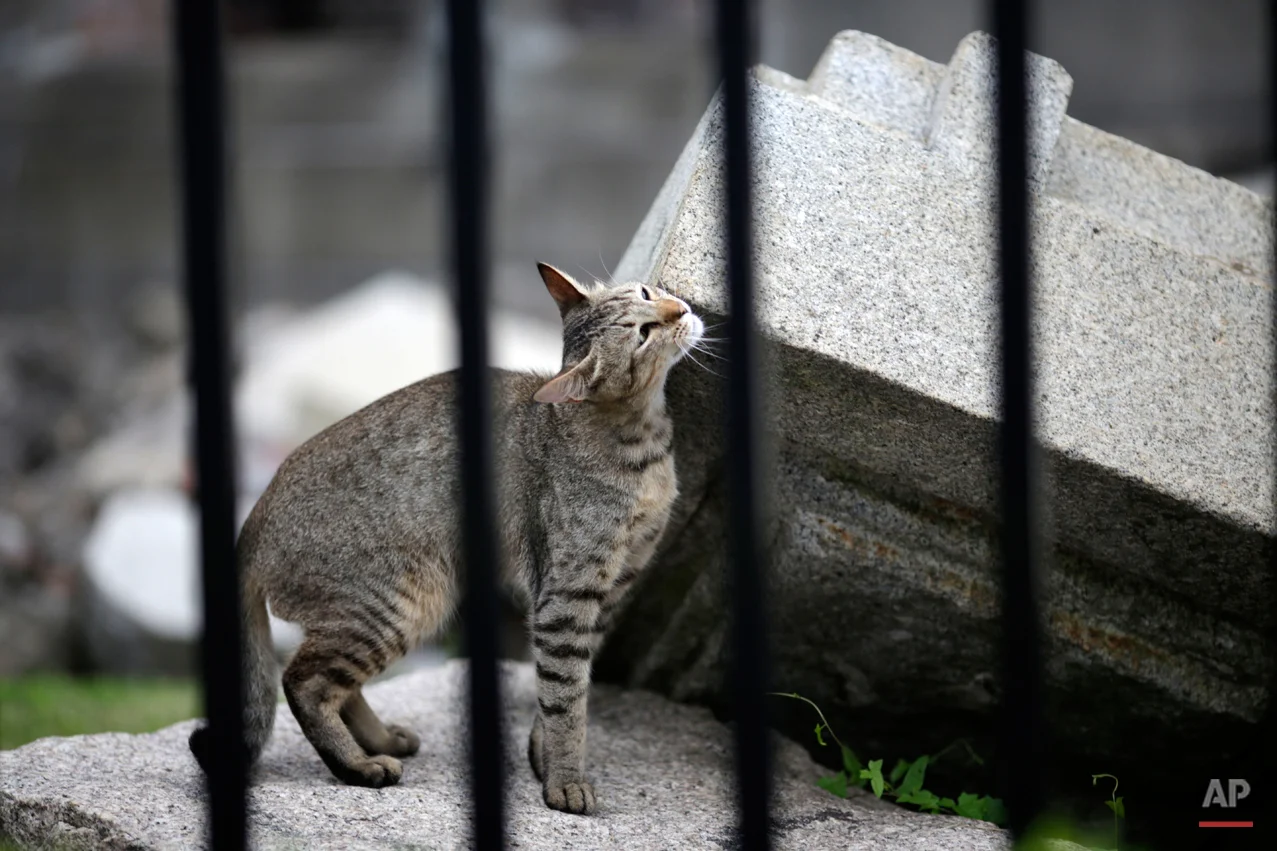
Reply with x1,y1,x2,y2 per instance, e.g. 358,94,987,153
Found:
336,569,451,759
341,689,420,757
282,634,404,788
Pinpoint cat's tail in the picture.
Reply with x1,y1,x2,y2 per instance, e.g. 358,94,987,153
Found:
188,575,279,774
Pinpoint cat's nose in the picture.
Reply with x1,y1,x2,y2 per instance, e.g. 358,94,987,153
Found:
657,299,688,323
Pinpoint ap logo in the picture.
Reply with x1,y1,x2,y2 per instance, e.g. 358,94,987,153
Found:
1202,778,1250,809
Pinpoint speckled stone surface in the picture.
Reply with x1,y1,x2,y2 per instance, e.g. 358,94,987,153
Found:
926,32,1073,187
606,29,1273,789
806,31,943,140
0,662,1012,851
621,67,1273,543
1047,117,1274,280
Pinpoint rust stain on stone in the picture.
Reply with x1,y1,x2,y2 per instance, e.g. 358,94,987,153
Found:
924,568,998,615
817,515,999,614
817,518,899,561
924,495,981,524
1048,610,1169,673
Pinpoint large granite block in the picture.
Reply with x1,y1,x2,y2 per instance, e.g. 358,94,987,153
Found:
601,28,1274,792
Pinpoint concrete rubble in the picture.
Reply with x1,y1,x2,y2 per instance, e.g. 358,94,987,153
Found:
0,661,1026,851
600,29,1274,786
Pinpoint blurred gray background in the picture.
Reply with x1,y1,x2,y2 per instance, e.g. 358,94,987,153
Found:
1,0,1268,324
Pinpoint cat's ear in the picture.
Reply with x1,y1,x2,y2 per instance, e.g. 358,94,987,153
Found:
533,356,596,404
537,262,588,316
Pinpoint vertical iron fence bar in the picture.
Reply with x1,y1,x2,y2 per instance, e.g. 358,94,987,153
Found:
444,1,505,848
1267,0,1277,809
992,0,1046,839
715,1,772,848
172,1,246,849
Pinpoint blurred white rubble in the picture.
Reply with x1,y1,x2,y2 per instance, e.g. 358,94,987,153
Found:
236,270,563,458
80,488,294,673
75,271,562,675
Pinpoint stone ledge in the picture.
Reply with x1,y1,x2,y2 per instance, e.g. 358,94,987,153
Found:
0,661,1011,851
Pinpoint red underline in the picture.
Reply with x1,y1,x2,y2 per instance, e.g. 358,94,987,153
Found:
1198,821,1254,828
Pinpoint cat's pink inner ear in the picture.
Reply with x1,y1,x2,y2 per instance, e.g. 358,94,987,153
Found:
533,362,590,404
532,376,570,404
537,262,587,314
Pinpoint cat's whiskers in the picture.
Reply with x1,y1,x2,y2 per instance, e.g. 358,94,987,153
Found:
598,249,617,286
678,344,724,378
690,343,726,363
690,340,726,356
575,263,597,287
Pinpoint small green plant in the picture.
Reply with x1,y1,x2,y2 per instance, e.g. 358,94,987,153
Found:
772,693,1141,849
1092,773,1125,850
770,692,1007,826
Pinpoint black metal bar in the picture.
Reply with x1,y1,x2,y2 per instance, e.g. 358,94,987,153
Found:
172,1,246,849
715,1,772,848
992,0,1046,839
1266,0,1277,814
444,1,505,848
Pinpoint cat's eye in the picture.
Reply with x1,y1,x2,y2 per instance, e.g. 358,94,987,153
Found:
640,286,652,300
638,322,658,343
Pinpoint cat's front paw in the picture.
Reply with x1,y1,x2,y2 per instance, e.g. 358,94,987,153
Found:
543,775,597,815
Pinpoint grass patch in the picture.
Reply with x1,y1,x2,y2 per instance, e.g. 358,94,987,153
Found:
0,675,199,750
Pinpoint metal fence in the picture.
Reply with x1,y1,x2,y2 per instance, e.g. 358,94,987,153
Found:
170,0,1276,849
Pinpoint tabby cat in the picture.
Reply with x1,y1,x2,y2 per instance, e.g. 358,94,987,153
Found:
189,262,703,815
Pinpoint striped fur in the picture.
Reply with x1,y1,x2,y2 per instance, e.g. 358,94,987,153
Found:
187,263,702,814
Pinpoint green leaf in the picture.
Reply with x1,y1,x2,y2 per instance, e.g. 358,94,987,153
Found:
983,797,1008,826
953,792,987,820
898,788,942,813
1105,796,1125,819
913,790,943,813
896,755,929,798
814,723,826,747
859,759,886,798
889,758,910,785
840,746,867,787
817,772,849,798
938,797,957,812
